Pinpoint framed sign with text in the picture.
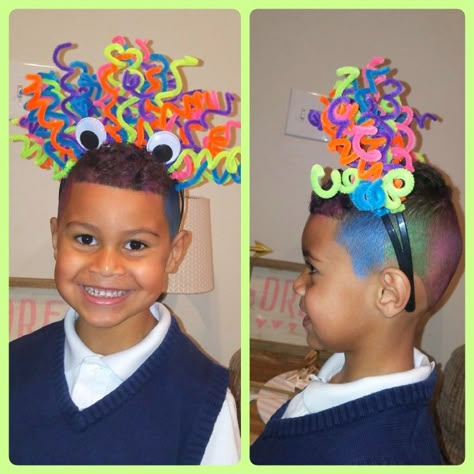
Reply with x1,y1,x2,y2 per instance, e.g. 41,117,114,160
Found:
9,278,67,341
250,257,307,346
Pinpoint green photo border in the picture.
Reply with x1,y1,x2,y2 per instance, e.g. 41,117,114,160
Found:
1,0,471,472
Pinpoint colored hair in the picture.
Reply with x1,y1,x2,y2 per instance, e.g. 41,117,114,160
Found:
309,162,463,308
58,142,181,238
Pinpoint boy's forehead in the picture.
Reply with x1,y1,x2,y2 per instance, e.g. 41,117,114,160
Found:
59,181,166,219
302,214,343,256
303,214,338,239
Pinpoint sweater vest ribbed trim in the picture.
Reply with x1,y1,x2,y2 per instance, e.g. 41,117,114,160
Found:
258,369,437,439
54,317,197,432
10,316,229,464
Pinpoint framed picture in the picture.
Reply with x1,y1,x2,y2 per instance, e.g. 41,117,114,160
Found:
9,278,67,341
250,257,307,347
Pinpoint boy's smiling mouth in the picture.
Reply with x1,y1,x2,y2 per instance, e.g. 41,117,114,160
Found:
82,285,129,299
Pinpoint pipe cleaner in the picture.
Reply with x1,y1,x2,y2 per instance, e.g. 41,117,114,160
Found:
10,36,241,191
310,57,438,216
309,58,441,312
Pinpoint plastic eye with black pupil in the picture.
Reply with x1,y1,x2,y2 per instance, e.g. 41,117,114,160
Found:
152,144,173,163
80,130,100,150
146,131,181,165
75,117,107,150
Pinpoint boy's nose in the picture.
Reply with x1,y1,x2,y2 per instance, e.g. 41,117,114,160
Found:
89,247,126,276
292,271,307,296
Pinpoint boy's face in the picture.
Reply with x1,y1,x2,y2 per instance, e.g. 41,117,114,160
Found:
293,214,378,353
50,182,186,340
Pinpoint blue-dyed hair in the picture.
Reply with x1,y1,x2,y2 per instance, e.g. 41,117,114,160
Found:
58,143,181,238
309,162,463,307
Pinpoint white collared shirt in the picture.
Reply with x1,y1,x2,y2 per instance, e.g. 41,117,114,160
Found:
282,348,434,419
64,303,240,464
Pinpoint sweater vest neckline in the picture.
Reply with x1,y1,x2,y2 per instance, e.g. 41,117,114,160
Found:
260,370,438,439
53,316,183,432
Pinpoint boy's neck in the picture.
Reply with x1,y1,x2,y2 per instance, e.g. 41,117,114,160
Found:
75,311,158,355
330,341,416,384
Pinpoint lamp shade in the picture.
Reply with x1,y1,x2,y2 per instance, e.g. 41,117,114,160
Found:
167,196,214,294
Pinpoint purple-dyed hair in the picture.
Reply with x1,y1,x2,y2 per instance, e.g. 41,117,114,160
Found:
58,143,181,238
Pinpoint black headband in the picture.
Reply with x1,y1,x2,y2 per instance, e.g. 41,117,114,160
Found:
381,212,416,312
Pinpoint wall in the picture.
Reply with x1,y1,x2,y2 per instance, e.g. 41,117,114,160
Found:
250,9,465,367
9,9,240,366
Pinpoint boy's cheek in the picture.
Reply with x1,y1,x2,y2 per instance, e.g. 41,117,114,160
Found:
53,256,74,281
53,247,86,277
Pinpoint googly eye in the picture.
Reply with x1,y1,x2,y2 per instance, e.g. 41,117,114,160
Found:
75,117,107,151
146,131,181,165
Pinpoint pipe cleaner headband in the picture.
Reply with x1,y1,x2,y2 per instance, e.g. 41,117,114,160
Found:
311,57,439,311
10,36,241,191
311,56,437,216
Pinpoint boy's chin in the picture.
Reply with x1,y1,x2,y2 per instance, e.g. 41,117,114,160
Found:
305,330,324,351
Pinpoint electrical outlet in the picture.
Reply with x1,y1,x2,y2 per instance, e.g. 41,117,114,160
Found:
285,88,329,142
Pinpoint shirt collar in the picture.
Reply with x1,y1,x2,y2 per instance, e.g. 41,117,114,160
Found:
303,348,435,415
64,302,172,382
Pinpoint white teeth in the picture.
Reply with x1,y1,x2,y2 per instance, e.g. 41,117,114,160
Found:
84,286,127,298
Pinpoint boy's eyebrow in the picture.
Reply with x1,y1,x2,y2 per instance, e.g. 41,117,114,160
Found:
65,221,99,232
65,221,161,238
123,228,161,238
302,249,323,262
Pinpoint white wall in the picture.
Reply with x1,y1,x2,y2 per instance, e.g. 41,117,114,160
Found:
250,9,465,367
9,9,240,366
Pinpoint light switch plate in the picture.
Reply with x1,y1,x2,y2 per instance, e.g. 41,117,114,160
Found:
10,62,56,120
285,88,329,142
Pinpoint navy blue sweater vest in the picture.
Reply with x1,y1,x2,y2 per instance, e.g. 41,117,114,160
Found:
10,316,229,465
251,370,442,465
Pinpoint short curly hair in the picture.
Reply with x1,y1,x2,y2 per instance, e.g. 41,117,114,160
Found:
57,142,181,238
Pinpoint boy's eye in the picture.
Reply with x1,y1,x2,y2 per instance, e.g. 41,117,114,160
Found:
75,234,97,246
125,240,147,251
305,261,319,275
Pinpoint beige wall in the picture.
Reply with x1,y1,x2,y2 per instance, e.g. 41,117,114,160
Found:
9,9,240,366
250,9,465,367
9,8,466,369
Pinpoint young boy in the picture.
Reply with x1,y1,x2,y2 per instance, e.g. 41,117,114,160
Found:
250,161,462,465
10,143,240,465
251,53,464,464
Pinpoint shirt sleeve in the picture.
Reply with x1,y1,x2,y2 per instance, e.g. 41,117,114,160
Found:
200,388,240,464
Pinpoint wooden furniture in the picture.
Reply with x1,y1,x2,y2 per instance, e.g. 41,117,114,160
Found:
250,339,331,444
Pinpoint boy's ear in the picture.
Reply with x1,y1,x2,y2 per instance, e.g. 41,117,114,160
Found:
50,217,59,260
166,230,192,273
376,267,412,318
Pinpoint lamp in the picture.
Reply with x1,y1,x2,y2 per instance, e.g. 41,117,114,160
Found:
167,196,214,294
